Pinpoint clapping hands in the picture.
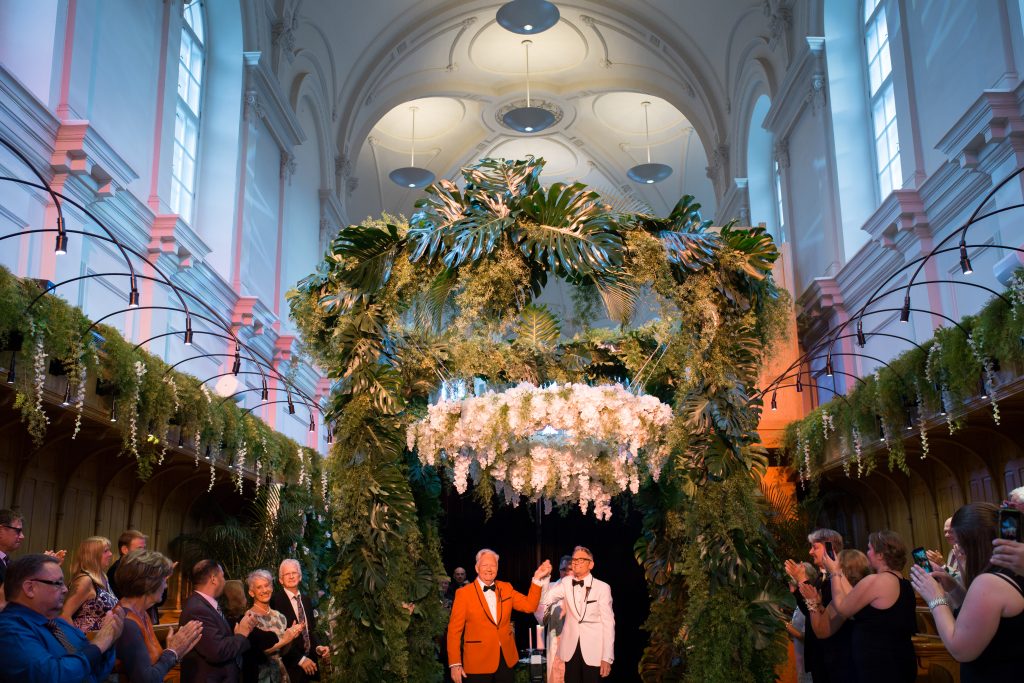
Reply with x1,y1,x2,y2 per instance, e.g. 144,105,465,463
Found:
280,621,305,644
167,620,203,658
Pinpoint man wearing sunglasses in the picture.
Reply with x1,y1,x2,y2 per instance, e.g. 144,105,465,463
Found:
0,553,124,682
537,546,615,681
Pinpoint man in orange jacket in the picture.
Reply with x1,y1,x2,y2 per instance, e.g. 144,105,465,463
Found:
448,549,552,682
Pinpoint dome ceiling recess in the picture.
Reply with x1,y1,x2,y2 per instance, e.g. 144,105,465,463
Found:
388,105,436,189
310,1,770,222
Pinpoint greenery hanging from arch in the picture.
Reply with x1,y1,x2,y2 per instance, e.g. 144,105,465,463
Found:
289,157,792,682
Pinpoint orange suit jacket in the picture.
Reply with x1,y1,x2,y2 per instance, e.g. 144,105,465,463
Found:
447,579,541,674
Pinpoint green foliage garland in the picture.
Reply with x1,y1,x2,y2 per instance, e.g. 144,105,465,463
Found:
0,265,319,487
782,280,1024,478
290,158,793,682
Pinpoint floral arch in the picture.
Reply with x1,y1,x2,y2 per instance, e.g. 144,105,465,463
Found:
288,158,791,682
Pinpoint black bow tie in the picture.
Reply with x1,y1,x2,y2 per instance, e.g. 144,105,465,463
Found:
573,579,585,587
482,584,495,592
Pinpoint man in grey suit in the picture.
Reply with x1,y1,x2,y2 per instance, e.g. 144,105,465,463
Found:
537,546,614,682
178,560,255,683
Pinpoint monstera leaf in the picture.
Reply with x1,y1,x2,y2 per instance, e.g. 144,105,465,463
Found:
441,212,515,269
514,304,561,350
329,223,405,304
657,229,720,275
720,222,779,280
408,180,472,263
516,182,623,275
462,157,543,197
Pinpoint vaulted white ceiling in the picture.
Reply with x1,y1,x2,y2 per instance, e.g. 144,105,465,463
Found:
277,0,790,222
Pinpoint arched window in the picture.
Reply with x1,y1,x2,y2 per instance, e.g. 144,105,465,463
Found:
863,0,901,200
773,157,786,242
171,0,205,222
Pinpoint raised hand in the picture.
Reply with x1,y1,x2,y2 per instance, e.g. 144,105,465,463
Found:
167,620,203,658
94,608,126,652
533,559,552,581
281,622,305,644
925,549,944,566
234,612,256,637
783,559,802,583
992,538,1024,575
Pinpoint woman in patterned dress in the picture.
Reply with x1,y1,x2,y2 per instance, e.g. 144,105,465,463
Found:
61,536,118,632
242,569,304,683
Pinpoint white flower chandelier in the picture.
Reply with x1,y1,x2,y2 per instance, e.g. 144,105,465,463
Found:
407,382,674,520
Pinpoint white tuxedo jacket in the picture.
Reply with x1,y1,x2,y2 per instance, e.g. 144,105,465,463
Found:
538,574,614,667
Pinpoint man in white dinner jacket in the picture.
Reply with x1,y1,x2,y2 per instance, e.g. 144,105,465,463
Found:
537,546,614,681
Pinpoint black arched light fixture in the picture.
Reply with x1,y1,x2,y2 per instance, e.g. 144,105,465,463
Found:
496,0,560,35
627,101,673,185
502,40,555,134
388,106,435,189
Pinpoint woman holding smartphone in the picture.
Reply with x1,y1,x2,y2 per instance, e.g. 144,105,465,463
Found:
800,530,917,682
910,503,1024,682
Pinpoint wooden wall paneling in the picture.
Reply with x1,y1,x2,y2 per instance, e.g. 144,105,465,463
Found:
963,424,1024,501
57,448,100,553
869,471,914,546
905,459,940,553
97,461,137,543
142,463,201,552
819,477,880,550
1003,457,1024,495
928,436,992,506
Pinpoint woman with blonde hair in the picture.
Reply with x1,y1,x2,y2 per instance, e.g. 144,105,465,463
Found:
838,549,872,586
62,535,119,631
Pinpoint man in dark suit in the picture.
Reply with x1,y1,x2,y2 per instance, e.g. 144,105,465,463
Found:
0,509,26,598
270,558,329,681
178,559,255,683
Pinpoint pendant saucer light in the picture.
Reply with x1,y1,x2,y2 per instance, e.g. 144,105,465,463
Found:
502,40,555,133
388,106,435,189
627,101,673,184
496,0,560,35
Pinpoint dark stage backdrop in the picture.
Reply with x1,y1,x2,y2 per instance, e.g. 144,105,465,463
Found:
440,487,649,682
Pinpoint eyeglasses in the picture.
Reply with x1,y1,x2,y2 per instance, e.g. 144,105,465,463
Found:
29,577,65,588
1,524,24,536
571,557,592,564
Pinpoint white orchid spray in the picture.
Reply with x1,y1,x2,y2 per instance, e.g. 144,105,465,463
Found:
408,382,673,519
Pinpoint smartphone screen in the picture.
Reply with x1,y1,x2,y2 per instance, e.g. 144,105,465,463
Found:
911,546,931,573
999,508,1022,542
825,541,836,561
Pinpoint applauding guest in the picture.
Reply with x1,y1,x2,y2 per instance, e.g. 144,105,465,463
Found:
179,560,255,683
243,569,305,682
116,549,202,682
911,503,1024,682
62,536,118,632
802,530,917,683
0,553,123,682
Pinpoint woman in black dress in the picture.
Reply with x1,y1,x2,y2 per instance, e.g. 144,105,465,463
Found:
911,502,1024,683
801,530,917,682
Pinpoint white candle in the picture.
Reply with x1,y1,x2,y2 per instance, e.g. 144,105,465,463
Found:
528,625,533,650
536,625,545,650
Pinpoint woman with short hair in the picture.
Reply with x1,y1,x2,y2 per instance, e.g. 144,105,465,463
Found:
911,503,1024,682
242,569,304,682
114,549,202,682
62,536,119,631
801,530,917,682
